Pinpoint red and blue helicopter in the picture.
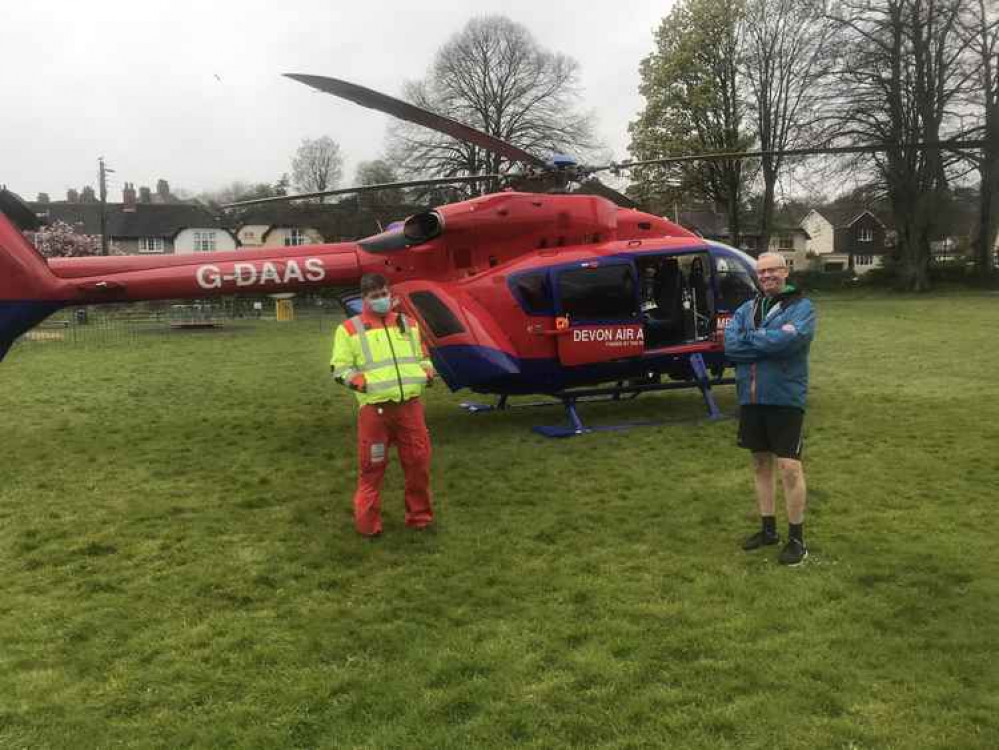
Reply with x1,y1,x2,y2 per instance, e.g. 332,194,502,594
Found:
1,75,982,435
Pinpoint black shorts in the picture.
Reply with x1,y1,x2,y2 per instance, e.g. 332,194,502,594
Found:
738,405,805,460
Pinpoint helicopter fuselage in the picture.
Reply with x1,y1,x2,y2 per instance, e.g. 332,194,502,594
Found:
2,191,759,395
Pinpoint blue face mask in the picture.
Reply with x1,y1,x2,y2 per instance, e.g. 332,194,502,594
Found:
369,296,392,315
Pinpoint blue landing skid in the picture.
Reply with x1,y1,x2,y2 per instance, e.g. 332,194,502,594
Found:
533,400,665,438
461,353,734,438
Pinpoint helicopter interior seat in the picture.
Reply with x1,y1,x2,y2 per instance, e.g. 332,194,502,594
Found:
688,257,713,338
642,258,687,349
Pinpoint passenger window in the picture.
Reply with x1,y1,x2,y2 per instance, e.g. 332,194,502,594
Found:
512,271,553,314
558,264,637,320
409,291,465,338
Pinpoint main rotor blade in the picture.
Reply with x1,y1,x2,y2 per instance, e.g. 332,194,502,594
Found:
285,73,548,169
223,175,502,208
592,139,989,172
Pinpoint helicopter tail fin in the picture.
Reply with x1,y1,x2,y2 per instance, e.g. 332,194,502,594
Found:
0,190,66,361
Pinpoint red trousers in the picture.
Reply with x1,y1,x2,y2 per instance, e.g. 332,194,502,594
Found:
353,398,433,535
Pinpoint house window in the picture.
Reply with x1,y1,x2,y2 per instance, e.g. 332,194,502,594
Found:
194,231,217,252
856,255,873,266
859,227,873,243
778,234,793,250
138,237,164,253
787,259,794,270
285,228,306,247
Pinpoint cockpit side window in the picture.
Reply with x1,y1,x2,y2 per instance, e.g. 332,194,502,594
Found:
715,257,758,311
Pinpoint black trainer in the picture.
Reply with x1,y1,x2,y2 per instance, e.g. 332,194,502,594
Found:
742,530,780,550
778,538,808,566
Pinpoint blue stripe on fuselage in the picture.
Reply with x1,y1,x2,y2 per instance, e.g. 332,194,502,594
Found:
431,343,727,395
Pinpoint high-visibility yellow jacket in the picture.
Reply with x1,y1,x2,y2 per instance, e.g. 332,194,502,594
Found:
331,309,433,406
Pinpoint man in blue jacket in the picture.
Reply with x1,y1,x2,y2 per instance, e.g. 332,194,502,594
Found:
724,253,817,566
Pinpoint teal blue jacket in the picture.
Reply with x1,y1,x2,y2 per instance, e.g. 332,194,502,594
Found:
724,289,816,409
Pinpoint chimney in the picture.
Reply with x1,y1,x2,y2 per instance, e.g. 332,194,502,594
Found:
67,188,80,202
139,186,152,204
123,182,137,211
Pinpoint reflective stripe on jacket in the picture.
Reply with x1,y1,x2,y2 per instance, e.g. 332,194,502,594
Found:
331,311,432,405
723,292,816,409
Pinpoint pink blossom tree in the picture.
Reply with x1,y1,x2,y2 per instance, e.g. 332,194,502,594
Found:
27,220,102,258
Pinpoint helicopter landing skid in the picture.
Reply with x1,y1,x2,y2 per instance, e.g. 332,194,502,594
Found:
534,356,731,437
459,388,643,414
462,354,733,437
532,399,665,438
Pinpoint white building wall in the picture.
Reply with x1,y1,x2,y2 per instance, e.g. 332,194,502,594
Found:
173,228,238,255
261,226,324,248
768,231,809,272
801,210,835,257
238,224,271,248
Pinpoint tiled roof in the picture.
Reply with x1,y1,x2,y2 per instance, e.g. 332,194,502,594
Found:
29,201,226,238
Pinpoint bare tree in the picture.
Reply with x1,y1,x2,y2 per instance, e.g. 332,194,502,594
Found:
198,177,288,209
352,159,409,212
828,0,971,291
628,0,752,247
742,0,835,253
291,136,344,200
959,0,999,277
387,16,595,191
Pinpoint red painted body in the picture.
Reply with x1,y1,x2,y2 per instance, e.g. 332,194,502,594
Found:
354,398,433,536
1,190,757,394
6,192,692,302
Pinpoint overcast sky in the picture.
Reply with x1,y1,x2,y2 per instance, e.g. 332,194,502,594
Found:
0,1,673,201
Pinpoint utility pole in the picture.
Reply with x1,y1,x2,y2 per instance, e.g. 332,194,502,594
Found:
98,157,114,255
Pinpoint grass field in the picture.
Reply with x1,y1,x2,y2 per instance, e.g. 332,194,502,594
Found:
2,294,998,749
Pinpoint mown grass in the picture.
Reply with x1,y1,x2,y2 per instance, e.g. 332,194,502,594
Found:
1,294,997,749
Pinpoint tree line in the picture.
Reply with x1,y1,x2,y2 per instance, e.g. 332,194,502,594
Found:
243,9,996,290
629,0,998,290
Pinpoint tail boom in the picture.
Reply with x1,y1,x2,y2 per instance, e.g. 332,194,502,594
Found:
47,244,363,303
1,190,363,359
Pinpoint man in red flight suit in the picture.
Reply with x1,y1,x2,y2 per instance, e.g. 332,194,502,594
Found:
330,274,435,536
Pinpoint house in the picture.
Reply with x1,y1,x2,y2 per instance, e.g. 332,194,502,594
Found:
738,226,810,271
237,222,324,249
31,183,237,254
676,207,810,271
231,201,423,247
800,207,891,274
234,206,327,249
